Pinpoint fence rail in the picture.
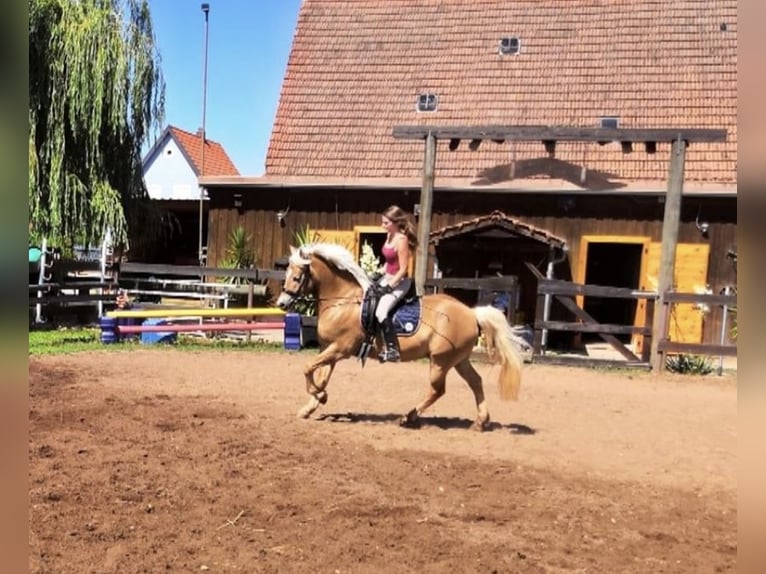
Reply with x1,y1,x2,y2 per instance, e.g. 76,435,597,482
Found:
532,278,655,368
532,278,737,372
30,259,287,323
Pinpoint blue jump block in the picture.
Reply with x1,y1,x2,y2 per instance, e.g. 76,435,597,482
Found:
141,318,177,345
283,312,301,350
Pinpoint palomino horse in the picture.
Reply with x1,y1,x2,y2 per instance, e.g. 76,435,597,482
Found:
275,243,523,431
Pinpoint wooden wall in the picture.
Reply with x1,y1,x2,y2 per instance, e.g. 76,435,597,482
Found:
206,187,737,344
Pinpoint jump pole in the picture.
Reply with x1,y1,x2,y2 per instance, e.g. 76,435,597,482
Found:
116,321,285,334
107,308,285,319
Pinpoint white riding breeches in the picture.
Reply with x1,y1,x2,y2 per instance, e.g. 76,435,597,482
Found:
375,276,412,323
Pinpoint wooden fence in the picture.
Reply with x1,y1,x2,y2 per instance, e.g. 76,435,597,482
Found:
532,278,656,369
425,276,519,323
655,290,737,373
532,278,737,372
29,259,287,324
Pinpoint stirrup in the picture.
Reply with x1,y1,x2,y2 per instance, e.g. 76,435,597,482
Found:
378,348,401,363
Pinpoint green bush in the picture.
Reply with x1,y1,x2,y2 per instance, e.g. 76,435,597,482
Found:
665,353,714,375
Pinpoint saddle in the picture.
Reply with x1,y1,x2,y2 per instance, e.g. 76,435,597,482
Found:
357,281,421,364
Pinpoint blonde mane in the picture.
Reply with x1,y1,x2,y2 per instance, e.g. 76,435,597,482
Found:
290,243,372,291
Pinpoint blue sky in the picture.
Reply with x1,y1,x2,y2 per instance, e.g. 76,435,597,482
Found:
148,0,304,175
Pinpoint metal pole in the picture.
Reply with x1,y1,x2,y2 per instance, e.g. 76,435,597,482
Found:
198,3,210,268
36,237,47,323
717,286,730,376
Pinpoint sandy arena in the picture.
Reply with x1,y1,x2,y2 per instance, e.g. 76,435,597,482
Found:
29,349,737,573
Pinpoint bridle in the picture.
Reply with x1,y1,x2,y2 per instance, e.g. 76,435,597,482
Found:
280,260,365,310
282,263,311,299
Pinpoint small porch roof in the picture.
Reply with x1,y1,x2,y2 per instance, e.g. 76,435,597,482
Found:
430,210,567,249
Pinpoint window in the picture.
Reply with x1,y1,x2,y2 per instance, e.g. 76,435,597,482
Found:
499,36,521,55
417,93,438,112
600,116,619,129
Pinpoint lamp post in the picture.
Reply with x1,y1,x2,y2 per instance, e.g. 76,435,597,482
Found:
198,2,210,267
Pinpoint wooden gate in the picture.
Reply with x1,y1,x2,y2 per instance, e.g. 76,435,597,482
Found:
532,278,656,369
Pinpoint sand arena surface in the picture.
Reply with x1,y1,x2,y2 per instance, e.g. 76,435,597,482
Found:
29,350,736,573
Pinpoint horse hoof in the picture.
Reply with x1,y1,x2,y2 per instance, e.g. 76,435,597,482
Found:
297,408,312,419
470,420,489,432
399,409,421,429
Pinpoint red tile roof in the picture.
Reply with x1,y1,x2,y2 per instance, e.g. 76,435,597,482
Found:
169,126,240,176
431,210,567,247
266,0,736,189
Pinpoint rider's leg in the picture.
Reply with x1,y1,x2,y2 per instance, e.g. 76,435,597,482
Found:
375,290,400,362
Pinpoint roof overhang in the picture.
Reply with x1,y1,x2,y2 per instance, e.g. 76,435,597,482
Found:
199,175,737,197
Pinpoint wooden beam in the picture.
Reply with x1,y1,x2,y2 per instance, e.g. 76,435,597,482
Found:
532,355,651,370
392,125,727,144
555,295,640,361
414,133,436,296
650,138,687,372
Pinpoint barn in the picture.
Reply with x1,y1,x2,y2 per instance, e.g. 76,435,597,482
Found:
199,0,737,348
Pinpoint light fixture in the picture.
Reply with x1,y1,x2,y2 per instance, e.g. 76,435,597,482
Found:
695,208,709,238
277,206,290,228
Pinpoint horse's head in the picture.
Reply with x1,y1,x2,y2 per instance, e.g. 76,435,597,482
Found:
276,246,314,311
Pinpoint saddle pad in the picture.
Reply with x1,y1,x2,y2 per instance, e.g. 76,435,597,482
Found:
391,299,421,336
359,295,422,337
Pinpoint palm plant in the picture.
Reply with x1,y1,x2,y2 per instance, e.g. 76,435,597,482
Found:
220,226,256,285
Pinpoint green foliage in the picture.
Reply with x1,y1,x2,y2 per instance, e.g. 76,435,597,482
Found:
29,327,282,356
29,0,166,249
293,224,319,247
665,353,714,375
220,226,257,285
359,241,381,278
29,328,103,355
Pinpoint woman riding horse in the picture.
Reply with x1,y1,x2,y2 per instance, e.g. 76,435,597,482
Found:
276,242,524,431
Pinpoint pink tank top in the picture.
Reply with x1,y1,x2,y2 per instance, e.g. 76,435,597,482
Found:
381,243,400,275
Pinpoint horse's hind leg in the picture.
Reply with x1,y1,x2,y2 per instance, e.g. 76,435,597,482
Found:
455,358,490,432
401,360,448,428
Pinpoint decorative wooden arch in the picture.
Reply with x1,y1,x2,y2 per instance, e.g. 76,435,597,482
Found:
392,125,728,372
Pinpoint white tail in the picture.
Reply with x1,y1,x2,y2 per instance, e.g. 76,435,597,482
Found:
474,306,524,401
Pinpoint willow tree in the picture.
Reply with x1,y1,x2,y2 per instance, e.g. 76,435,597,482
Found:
29,0,165,250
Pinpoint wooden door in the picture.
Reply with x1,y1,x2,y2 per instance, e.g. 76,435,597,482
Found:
641,242,710,345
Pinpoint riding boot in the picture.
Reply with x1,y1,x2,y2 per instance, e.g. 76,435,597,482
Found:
377,319,401,363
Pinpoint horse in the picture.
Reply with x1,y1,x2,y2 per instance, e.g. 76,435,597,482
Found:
275,242,524,431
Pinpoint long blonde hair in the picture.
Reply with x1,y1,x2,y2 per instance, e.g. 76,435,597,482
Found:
383,205,418,250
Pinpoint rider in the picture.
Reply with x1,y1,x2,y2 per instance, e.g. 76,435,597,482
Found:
375,205,418,362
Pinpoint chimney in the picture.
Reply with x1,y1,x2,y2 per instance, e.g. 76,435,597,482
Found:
196,127,205,139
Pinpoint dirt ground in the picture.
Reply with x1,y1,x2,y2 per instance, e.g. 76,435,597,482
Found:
29,349,737,573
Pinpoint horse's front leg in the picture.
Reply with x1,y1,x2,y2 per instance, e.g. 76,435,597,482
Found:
297,345,343,419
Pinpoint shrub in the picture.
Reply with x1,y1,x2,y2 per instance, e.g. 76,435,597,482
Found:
665,353,714,375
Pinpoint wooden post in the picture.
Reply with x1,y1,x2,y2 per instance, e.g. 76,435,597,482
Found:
414,132,436,296
641,296,654,363
532,290,547,356
650,137,686,372
245,282,254,344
